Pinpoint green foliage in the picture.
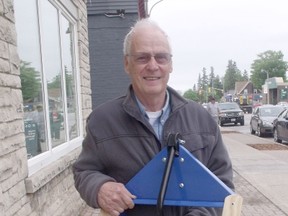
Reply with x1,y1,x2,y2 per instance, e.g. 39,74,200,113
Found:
196,67,224,103
210,75,223,101
47,67,74,98
201,67,209,88
192,84,197,91
250,50,288,89
208,67,215,86
223,60,242,91
192,50,287,102
242,70,249,81
183,89,199,102
20,61,41,102
47,74,61,89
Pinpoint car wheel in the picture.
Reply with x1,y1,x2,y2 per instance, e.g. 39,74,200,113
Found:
250,124,255,134
257,126,263,137
273,129,282,143
240,120,244,126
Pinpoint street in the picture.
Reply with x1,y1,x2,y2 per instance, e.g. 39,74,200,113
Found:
222,113,274,141
221,113,252,134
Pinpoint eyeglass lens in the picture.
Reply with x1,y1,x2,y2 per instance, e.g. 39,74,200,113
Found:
131,53,172,64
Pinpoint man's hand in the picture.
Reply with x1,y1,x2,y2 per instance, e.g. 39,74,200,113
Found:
98,182,136,216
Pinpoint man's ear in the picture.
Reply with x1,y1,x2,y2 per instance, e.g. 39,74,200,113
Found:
124,56,130,74
170,64,173,73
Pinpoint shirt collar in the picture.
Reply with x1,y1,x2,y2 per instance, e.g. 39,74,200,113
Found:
135,91,170,117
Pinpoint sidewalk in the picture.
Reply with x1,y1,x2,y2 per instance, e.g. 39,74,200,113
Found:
80,128,288,216
221,127,288,216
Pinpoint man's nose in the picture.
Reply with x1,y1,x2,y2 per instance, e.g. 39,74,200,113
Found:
146,56,159,69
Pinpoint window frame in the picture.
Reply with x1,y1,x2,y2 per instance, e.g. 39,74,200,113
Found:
15,0,83,176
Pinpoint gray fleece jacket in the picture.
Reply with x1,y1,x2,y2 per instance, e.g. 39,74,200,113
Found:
73,86,234,216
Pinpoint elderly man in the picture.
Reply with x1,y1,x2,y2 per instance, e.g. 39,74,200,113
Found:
73,18,234,216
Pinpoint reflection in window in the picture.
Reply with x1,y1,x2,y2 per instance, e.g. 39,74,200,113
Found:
15,0,48,158
60,15,79,140
280,89,288,100
15,0,80,159
41,0,66,147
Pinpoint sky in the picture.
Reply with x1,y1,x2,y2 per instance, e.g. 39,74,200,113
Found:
148,0,288,93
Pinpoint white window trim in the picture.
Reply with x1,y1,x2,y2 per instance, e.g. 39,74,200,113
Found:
27,137,83,176
26,0,83,177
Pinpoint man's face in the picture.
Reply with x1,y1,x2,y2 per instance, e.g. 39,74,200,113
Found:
124,27,172,98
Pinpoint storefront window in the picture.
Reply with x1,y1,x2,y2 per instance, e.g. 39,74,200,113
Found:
15,0,80,159
280,88,288,100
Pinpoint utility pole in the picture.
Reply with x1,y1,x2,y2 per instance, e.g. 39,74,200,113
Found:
262,69,269,104
211,78,215,97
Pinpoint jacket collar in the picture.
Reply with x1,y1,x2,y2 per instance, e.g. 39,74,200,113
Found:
122,85,187,117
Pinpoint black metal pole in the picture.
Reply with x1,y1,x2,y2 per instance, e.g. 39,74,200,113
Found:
156,133,181,216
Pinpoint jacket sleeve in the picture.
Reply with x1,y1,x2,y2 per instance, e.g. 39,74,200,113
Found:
208,126,234,190
72,123,115,208
186,118,234,216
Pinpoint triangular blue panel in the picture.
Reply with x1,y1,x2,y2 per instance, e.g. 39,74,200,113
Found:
126,145,234,207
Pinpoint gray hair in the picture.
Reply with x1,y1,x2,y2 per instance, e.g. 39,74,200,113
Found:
123,18,171,55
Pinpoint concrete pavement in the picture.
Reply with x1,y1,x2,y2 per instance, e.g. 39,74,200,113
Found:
80,128,288,216
222,128,288,216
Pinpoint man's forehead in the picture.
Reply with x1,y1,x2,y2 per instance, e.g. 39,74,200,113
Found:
132,30,170,48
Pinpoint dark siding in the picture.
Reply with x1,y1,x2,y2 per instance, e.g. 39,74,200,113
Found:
87,0,138,15
88,14,138,108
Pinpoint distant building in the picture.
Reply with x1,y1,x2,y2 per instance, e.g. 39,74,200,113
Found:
263,77,288,104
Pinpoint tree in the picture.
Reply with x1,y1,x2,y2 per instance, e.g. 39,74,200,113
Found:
201,67,209,102
223,60,242,91
242,70,249,81
196,74,204,103
201,67,209,88
206,67,223,101
183,89,199,102
250,50,288,89
20,61,41,102
208,66,215,87
192,84,197,91
197,74,202,91
212,75,223,101
47,74,62,89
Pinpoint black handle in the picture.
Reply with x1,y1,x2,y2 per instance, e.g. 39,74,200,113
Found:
157,133,182,216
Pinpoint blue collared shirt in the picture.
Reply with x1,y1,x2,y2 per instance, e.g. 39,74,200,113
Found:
136,91,171,141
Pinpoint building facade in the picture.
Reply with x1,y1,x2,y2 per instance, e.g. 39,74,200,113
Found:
0,0,91,215
263,77,288,105
87,0,147,108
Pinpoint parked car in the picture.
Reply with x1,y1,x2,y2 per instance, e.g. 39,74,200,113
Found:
250,105,285,137
277,101,288,107
218,102,244,126
273,108,288,143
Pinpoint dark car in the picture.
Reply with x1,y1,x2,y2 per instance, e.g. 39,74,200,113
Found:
273,108,288,143
218,102,244,126
250,105,285,137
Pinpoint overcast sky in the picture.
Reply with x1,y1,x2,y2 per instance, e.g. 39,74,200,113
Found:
148,0,288,92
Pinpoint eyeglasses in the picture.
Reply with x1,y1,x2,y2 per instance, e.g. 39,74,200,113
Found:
127,53,172,65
